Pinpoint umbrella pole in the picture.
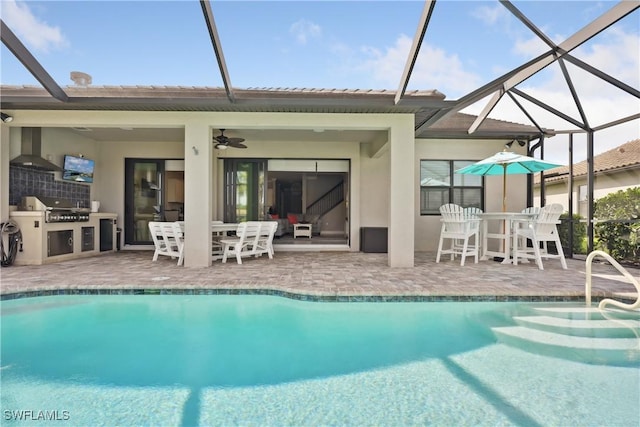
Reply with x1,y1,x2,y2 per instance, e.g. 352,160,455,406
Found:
501,164,507,256
502,164,507,212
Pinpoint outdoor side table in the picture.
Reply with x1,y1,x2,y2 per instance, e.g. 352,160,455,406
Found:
293,223,312,238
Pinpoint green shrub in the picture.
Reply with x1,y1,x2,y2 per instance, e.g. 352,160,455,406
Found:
594,187,640,265
557,213,587,255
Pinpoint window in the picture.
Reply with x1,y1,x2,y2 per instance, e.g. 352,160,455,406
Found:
420,160,484,215
578,184,587,201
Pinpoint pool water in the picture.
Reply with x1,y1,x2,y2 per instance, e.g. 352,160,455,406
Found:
1,295,638,426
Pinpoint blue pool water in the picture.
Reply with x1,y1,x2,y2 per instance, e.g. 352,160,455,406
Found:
1,295,638,426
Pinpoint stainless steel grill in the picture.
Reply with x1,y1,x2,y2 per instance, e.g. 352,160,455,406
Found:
21,196,90,223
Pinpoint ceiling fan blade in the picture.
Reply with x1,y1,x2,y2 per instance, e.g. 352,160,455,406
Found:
213,129,246,148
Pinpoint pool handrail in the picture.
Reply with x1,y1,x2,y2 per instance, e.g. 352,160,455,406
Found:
585,250,640,311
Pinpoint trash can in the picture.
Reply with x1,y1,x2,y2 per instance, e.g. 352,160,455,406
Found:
116,228,122,251
360,227,388,253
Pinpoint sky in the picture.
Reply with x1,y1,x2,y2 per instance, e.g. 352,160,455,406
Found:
0,0,638,164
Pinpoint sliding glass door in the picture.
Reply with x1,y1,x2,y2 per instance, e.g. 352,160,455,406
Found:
223,159,267,223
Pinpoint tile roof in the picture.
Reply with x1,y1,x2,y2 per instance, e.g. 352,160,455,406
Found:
535,138,640,184
423,112,545,136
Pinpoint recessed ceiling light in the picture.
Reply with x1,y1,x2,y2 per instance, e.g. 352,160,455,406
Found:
119,127,134,131
72,127,92,132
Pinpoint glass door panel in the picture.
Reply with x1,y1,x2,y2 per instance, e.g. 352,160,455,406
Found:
124,159,163,245
223,159,266,223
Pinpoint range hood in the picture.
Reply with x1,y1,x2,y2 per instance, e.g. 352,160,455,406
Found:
10,127,63,172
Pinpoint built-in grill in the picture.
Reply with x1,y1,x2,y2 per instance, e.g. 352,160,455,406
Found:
21,196,90,223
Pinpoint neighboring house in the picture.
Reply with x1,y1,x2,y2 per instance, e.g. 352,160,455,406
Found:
534,139,640,217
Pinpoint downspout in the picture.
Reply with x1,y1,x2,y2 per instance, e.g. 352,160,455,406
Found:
529,135,547,207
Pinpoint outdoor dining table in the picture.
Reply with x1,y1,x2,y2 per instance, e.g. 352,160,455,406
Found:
478,212,537,264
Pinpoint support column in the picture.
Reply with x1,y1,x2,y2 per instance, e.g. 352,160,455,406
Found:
0,125,10,222
388,116,415,267
183,123,212,267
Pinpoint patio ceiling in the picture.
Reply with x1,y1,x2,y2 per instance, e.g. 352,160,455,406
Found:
0,1,638,143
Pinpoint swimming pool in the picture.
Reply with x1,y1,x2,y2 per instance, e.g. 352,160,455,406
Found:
1,295,638,426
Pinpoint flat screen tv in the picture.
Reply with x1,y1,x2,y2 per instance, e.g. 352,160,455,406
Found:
62,155,95,183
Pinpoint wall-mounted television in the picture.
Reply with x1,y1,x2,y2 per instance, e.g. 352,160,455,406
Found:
62,155,95,183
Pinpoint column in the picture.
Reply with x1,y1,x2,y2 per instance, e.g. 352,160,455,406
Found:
388,116,415,267
183,123,212,267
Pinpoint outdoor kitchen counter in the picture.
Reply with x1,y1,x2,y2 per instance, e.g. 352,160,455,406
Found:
8,212,117,265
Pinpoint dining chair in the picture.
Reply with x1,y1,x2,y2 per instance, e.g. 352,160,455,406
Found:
220,221,261,264
513,203,567,270
514,207,543,256
148,221,168,261
436,204,480,266
462,207,483,254
171,221,185,266
254,221,278,259
211,220,225,258
159,221,183,266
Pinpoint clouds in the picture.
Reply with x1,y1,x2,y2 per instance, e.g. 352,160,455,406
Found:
354,34,482,96
471,3,511,28
2,0,68,53
289,19,321,45
457,6,640,163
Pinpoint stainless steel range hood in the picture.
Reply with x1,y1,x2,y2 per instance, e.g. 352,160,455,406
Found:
10,127,63,172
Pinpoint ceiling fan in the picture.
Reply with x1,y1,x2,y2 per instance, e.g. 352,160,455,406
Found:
213,129,247,149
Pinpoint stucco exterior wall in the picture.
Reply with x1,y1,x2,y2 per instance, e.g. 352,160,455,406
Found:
1,109,523,265
359,145,390,228
414,139,529,252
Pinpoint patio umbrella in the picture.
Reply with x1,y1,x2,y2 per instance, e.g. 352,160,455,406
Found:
456,150,562,212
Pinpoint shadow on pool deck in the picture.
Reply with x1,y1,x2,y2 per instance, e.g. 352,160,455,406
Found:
1,250,638,302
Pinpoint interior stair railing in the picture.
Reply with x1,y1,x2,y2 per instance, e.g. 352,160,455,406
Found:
585,250,640,311
306,180,344,217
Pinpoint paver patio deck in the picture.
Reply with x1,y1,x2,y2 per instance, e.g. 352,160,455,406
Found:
1,250,638,303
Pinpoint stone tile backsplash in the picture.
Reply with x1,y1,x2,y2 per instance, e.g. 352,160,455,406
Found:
9,166,91,208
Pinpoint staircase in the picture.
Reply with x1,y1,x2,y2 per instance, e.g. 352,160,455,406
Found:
305,180,344,217
492,306,640,366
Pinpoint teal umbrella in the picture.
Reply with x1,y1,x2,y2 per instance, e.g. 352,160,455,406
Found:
456,150,562,211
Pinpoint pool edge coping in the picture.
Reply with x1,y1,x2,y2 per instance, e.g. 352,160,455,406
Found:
1,287,634,303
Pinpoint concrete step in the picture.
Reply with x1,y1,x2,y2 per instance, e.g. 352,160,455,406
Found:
493,326,639,351
492,326,640,365
513,316,640,338
532,306,640,320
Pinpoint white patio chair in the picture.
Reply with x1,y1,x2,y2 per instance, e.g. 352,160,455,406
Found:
513,203,567,270
171,221,185,266
436,204,480,266
514,207,543,256
159,221,183,266
211,220,224,258
221,222,261,264
462,207,483,254
149,221,171,261
254,221,278,259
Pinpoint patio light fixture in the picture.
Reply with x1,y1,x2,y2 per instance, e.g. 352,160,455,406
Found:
1,112,13,123
505,139,526,149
